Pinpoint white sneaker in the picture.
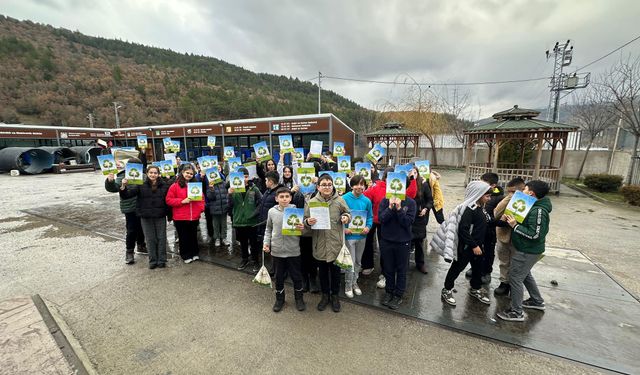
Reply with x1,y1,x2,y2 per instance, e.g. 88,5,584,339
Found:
376,275,386,289
192,255,200,261
214,239,221,246
362,268,374,276
345,287,354,298
222,239,231,246
184,258,194,264
353,284,362,296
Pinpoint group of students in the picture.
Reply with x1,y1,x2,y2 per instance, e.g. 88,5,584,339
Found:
104,149,550,322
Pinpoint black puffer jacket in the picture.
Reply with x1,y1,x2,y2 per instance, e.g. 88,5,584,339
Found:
412,179,434,240
121,178,170,218
206,183,229,216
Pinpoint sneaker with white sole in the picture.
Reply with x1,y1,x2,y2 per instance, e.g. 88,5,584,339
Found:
184,258,194,264
345,287,354,298
522,298,546,311
192,255,200,261
441,288,456,306
214,239,221,246
222,239,231,246
469,288,491,305
376,275,386,289
497,308,525,322
353,284,362,296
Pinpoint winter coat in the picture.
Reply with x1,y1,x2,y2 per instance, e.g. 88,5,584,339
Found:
229,183,262,227
165,181,205,221
412,180,434,240
484,186,504,245
255,183,282,236
379,197,417,243
494,192,514,243
511,196,552,255
263,204,301,258
430,181,491,262
429,175,444,212
120,178,170,218
304,191,351,262
105,171,137,214
206,183,229,216
364,180,387,224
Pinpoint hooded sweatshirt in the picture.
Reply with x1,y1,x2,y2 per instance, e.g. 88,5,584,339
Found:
511,196,552,255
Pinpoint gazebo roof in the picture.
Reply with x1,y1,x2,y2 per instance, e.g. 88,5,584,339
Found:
366,122,420,137
465,105,578,134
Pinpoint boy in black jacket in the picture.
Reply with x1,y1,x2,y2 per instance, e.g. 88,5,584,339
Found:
378,190,416,310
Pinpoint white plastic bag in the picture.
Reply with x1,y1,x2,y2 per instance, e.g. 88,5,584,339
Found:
334,230,353,270
252,265,272,288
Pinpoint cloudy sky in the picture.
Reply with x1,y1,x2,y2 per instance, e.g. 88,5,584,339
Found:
3,0,640,119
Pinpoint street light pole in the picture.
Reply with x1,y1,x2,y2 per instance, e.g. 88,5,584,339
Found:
113,102,122,129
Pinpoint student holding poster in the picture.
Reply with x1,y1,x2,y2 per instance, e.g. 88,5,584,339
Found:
263,187,306,312
229,167,263,272
205,166,229,247
342,175,373,298
303,174,351,313
97,155,117,175
378,175,416,310
165,164,205,264
497,180,551,322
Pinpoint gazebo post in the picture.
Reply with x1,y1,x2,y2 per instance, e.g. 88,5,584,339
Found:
534,132,544,178
492,137,500,173
519,139,526,168
549,138,558,167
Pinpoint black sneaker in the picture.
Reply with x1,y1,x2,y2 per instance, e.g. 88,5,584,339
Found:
387,295,402,310
125,253,135,265
381,292,394,307
497,308,525,322
157,263,166,268
331,295,341,313
237,259,249,270
149,264,157,270
522,298,546,311
465,269,473,278
494,282,510,296
441,288,456,306
317,294,330,311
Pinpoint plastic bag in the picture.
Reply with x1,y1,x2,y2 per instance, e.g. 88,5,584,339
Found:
252,265,272,288
334,243,353,271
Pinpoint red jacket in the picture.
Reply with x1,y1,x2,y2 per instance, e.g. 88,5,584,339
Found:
364,178,417,224
166,182,205,221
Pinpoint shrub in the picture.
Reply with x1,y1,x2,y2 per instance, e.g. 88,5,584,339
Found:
621,185,640,206
583,174,623,192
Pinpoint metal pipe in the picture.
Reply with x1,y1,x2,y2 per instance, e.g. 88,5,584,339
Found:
0,147,54,174
38,146,78,164
70,146,102,166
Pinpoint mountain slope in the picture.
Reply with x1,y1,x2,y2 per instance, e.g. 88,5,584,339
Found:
0,15,370,129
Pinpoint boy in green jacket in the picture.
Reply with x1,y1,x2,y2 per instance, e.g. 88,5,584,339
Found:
497,180,551,322
229,167,262,272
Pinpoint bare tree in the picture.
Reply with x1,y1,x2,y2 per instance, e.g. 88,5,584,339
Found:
437,85,473,143
570,84,617,179
602,55,640,184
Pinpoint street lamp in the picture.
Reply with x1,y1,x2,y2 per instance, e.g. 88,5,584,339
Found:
113,102,124,129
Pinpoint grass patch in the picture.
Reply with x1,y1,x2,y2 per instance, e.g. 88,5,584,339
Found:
562,177,627,203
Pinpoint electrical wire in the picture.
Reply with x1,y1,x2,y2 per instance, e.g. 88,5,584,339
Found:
574,34,640,72
320,75,551,86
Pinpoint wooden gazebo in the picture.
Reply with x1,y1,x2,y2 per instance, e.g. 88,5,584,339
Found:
464,105,578,193
366,122,419,166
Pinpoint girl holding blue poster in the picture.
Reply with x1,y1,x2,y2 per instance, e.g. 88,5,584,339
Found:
165,164,205,264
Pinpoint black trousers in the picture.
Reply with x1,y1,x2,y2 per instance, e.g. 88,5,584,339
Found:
362,222,379,270
273,256,303,291
444,246,483,290
299,236,317,279
318,261,341,295
174,220,200,260
380,239,411,297
235,226,259,261
124,212,145,251
482,242,496,276
413,237,426,267
204,209,213,237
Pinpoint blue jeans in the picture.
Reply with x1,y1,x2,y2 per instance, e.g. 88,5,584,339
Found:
345,238,366,289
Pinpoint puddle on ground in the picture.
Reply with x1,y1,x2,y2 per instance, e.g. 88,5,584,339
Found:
0,214,119,243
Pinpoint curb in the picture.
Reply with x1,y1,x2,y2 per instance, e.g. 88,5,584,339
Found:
564,183,640,211
31,295,98,375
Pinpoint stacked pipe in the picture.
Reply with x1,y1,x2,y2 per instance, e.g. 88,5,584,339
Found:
0,147,54,174
70,146,102,166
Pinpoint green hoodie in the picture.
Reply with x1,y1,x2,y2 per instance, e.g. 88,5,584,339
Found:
511,196,552,254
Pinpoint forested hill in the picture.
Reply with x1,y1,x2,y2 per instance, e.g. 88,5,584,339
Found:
0,15,371,129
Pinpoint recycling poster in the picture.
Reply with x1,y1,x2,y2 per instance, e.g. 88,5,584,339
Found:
348,210,367,234
297,167,316,194
415,160,430,179
253,141,272,163
333,142,345,157
282,207,304,236
293,148,305,163
187,182,203,201
309,140,323,158
136,135,148,149
97,155,118,175
223,146,235,161
125,162,144,185
279,135,294,153
355,162,372,182
205,167,222,184
385,172,406,199
366,144,385,163
504,191,537,223
229,172,246,193
333,172,347,194
337,156,351,173
207,135,216,148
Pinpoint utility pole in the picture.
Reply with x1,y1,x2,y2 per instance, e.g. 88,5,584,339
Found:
318,71,322,114
545,40,590,122
86,113,94,128
113,102,123,129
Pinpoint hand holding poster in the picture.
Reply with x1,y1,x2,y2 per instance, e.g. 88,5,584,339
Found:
355,162,372,182
228,157,242,172
207,135,216,148
279,135,294,153
229,172,246,193
187,182,203,201
337,156,351,173
253,141,272,163
366,144,385,163
205,167,222,184
136,135,148,149
333,172,347,194
414,160,430,179
125,162,144,185
348,210,367,234
385,172,406,199
282,207,304,236
223,146,235,161
333,142,345,157
309,140,323,158
293,148,305,163
297,167,316,194
504,191,537,223
97,155,118,175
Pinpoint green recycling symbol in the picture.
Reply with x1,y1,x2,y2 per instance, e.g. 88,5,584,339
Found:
340,160,349,169
512,199,527,213
390,178,403,192
287,215,301,226
352,216,364,227
190,186,200,194
232,177,242,187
